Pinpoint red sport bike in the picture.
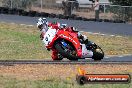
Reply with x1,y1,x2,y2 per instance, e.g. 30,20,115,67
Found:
42,28,104,61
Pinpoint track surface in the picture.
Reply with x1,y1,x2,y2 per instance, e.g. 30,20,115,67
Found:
0,14,132,36
0,60,132,65
0,14,132,62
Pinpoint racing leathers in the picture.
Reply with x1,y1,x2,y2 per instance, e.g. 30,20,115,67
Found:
39,22,62,60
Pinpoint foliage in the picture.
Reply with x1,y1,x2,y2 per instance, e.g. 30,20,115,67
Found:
109,0,132,6
108,0,132,21
2,0,37,9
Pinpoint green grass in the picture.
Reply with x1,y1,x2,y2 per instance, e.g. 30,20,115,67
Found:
0,75,131,88
0,23,51,60
0,23,132,60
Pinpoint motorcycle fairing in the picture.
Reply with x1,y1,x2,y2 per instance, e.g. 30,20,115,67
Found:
57,30,82,57
43,29,93,58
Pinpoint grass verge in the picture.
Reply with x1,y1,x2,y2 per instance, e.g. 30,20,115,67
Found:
0,75,131,88
0,64,131,88
0,22,132,60
0,23,51,60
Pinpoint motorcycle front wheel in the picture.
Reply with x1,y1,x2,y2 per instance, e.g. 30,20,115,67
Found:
54,41,80,60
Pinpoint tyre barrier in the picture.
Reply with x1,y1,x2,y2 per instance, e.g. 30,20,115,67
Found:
60,15,70,19
8,8,18,15
74,16,83,20
35,12,42,17
18,9,24,15
41,12,49,17
49,13,56,18
0,7,126,23
113,20,126,23
56,14,64,19
0,7,9,14
28,11,37,17
103,19,110,22
8,8,23,15
21,10,29,16
0,7,3,14
68,14,77,20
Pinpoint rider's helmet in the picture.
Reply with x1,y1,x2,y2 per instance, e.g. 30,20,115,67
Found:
37,18,48,29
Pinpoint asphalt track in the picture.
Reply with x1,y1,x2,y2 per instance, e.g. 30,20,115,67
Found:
0,60,132,65
0,14,132,36
0,14,132,62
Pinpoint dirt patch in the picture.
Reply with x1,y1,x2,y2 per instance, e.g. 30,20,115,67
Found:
0,64,131,80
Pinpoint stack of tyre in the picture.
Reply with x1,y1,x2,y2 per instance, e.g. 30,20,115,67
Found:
0,7,125,23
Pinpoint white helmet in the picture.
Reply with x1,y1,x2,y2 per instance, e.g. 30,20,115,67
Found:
37,18,48,29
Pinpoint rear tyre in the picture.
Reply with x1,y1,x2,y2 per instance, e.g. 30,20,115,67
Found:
92,45,104,61
54,42,79,60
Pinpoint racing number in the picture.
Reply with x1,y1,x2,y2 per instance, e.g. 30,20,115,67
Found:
43,29,56,45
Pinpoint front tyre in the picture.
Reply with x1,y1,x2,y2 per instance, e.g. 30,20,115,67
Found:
54,42,79,60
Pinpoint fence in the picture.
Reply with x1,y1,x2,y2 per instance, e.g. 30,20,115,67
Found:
0,0,132,23
102,5,132,22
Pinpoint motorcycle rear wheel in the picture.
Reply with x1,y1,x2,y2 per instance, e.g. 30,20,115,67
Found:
92,45,104,61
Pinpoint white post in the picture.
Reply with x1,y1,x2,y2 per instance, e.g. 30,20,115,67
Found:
11,0,13,8
41,0,43,12
104,4,106,13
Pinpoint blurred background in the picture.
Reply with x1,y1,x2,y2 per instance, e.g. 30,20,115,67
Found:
0,0,132,23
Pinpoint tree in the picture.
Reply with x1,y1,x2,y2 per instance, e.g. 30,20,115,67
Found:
2,0,37,9
109,0,132,6
109,0,132,22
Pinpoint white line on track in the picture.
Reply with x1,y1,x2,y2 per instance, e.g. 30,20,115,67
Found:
105,54,132,58
20,24,26,26
28,25,34,27
80,31,123,37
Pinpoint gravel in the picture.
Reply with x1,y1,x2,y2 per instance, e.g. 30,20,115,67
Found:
0,64,131,80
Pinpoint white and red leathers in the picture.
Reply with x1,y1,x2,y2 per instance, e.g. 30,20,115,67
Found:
37,19,62,60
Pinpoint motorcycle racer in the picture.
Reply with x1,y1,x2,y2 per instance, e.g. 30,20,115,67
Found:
37,18,63,60
37,18,89,60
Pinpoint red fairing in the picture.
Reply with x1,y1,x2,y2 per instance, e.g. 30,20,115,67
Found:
46,29,82,58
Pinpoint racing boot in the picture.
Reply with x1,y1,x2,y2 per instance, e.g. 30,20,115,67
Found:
51,49,63,60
